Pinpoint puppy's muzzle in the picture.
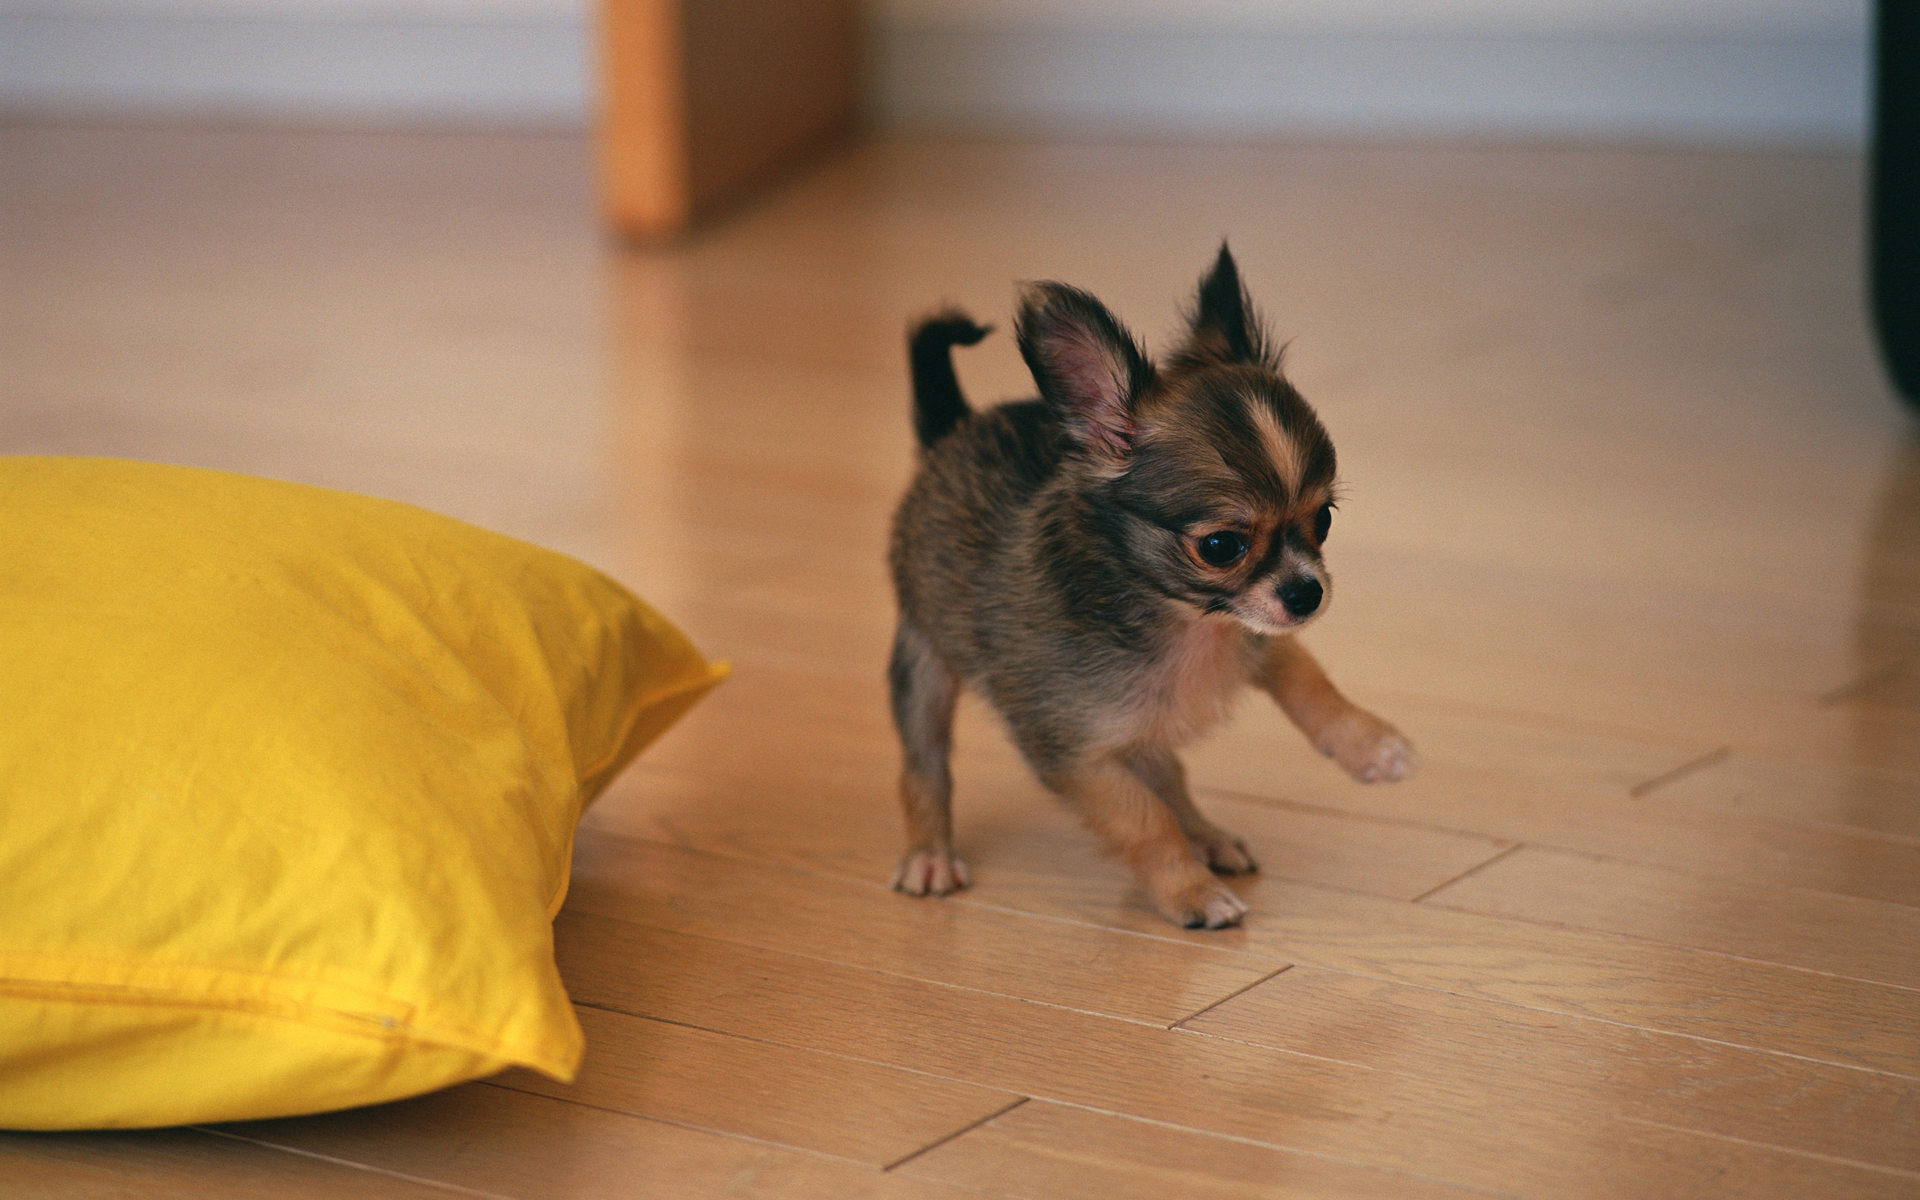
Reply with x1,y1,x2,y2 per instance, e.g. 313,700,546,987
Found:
1278,576,1323,619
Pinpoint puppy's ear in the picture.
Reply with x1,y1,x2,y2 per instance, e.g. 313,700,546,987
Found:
1175,243,1272,368
1016,282,1153,466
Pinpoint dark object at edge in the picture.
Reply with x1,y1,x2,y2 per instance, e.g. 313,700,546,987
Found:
1874,1,1920,411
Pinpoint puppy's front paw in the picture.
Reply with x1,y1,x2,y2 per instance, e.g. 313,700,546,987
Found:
891,848,971,896
1319,711,1419,783
1152,872,1248,929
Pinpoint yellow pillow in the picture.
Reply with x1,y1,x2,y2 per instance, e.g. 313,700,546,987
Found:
0,457,726,1130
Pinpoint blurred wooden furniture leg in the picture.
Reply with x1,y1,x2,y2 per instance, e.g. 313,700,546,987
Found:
597,0,859,242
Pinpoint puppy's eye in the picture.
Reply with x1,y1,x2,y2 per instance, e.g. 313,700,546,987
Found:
1313,504,1333,542
1195,531,1248,568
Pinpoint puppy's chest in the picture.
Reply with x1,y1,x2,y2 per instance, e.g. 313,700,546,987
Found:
1114,619,1254,748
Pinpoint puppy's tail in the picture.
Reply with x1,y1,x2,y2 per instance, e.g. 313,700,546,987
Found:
908,311,991,449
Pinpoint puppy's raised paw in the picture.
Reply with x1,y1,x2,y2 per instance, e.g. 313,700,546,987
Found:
1318,710,1419,784
1153,874,1249,929
891,848,971,896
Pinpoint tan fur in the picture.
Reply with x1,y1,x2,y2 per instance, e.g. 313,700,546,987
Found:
1096,612,1253,752
1245,396,1301,497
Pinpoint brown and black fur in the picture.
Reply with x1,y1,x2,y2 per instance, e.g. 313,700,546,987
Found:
888,246,1414,928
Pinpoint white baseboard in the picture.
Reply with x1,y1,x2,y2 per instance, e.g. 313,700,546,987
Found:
0,12,591,123
0,14,1870,145
870,26,1871,145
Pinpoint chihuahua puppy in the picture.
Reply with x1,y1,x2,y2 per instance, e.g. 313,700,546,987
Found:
887,246,1415,928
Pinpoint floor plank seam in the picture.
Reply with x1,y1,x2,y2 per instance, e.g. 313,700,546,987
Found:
472,1076,913,1171
578,828,1281,962
1627,745,1733,798
576,864,1920,1060
1618,1116,1920,1180
557,1004,1057,1095
561,979,1912,1174
946,893,1277,958
1030,1100,1529,1200
576,827,895,895
881,1096,1030,1173
612,769,1920,917
1165,1023,1396,1075
573,861,1920,1064
1210,760,1920,849
1408,843,1526,903
190,1127,513,1199
1223,966,1920,1080
1366,685,1728,753
1411,896,1920,995
555,998,1628,1176
1169,964,1294,1030
1435,839,1920,913
565,911,1255,1027
1207,785,1920,902
1199,782,1517,843
1794,818,1920,849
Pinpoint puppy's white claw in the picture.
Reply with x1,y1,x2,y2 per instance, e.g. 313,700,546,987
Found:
1157,876,1248,929
1367,734,1418,782
1346,731,1417,783
1199,889,1250,929
891,849,970,897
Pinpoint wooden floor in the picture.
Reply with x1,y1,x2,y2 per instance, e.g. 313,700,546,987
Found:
3,121,1917,1198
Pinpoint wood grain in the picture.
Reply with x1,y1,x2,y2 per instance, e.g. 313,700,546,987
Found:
1181,966,1920,1172
489,1004,1018,1166
1648,750,1920,841
227,1082,992,1200
1420,845,1920,988
0,1128,465,1198
897,1100,1492,1200
1189,725,1920,909
901,1100,1920,1200
965,861,1920,1077
563,830,1279,1025
553,911,1919,1198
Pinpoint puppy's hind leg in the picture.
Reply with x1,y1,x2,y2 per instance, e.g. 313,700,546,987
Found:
1123,747,1257,875
888,620,970,895
1047,755,1247,929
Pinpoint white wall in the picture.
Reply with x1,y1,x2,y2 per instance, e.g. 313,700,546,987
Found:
873,0,1871,143
0,0,1873,142
875,0,1862,37
0,0,591,122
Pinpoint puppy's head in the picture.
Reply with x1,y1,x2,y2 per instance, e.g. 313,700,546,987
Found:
1016,245,1338,635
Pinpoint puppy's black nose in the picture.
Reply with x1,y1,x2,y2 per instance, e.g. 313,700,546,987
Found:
1279,577,1323,618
